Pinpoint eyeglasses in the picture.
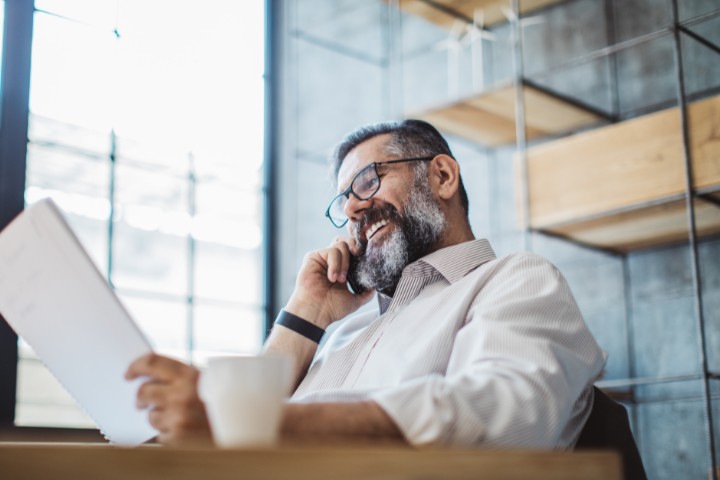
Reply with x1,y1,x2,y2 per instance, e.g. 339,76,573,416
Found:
325,156,434,228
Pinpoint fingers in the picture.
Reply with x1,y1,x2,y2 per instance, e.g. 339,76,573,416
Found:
148,407,213,447
136,380,167,409
147,407,168,432
125,353,188,382
131,361,201,412
127,355,211,447
327,237,352,283
336,236,361,256
146,405,199,433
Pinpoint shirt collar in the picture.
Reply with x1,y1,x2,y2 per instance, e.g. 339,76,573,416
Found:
376,239,496,309
417,238,496,283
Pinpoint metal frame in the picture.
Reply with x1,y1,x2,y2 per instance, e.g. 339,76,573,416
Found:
522,78,615,122
670,0,717,471
500,0,720,474
530,6,720,81
264,0,281,336
510,0,531,253
389,6,720,471
107,130,117,285
391,0,720,412
0,0,35,428
603,0,620,118
186,153,197,359
383,0,403,119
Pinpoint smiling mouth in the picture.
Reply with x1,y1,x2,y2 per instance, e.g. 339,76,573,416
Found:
366,219,389,241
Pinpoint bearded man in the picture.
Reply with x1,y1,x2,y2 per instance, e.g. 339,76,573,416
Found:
127,120,606,448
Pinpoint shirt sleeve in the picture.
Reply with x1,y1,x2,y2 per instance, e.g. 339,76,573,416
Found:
368,253,606,448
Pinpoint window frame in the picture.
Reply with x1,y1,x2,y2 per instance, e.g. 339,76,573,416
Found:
0,0,34,430
0,0,278,436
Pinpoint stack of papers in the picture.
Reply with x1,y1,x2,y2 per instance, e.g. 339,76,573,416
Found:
0,199,157,445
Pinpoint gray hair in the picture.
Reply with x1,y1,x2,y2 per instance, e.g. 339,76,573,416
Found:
329,119,469,217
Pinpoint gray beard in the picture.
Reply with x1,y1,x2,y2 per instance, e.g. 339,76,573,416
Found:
354,178,446,297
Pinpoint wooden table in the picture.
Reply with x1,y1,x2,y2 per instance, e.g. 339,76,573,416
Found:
0,442,621,480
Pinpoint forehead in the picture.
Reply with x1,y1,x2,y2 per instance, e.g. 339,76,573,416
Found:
336,134,392,191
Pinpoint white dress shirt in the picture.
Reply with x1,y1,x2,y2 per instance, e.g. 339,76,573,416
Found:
291,239,607,448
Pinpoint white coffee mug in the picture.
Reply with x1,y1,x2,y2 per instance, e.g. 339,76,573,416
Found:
199,354,293,448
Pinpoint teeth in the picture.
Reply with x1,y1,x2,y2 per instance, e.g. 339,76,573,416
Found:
366,220,388,241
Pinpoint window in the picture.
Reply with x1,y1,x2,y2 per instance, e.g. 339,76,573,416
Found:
14,0,266,428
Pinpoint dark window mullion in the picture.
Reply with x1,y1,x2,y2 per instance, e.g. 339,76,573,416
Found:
0,0,35,427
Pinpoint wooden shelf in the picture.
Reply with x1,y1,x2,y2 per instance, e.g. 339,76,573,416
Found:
394,0,563,29
410,83,605,147
541,197,720,251
520,94,720,252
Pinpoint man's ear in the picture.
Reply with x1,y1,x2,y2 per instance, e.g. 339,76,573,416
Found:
430,154,460,201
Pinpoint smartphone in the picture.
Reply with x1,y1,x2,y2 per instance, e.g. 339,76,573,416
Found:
347,254,366,294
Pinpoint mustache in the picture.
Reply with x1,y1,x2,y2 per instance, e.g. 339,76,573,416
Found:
351,203,403,252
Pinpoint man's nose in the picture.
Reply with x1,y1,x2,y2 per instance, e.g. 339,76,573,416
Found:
344,193,372,223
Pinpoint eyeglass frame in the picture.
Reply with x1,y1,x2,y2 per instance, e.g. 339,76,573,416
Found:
324,156,435,228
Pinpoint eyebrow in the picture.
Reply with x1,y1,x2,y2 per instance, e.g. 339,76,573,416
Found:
337,163,371,192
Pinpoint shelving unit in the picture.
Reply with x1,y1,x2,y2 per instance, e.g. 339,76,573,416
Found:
393,0,720,476
521,94,720,251
393,0,563,28
536,197,720,251
410,81,607,147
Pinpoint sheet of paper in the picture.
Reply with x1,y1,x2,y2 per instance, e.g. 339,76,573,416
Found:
0,199,157,445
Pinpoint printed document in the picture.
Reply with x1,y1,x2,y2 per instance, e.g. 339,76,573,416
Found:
0,199,157,445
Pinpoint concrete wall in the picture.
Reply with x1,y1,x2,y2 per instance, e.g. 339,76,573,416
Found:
275,1,720,477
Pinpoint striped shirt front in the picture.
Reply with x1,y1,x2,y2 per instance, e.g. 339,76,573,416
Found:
292,239,607,449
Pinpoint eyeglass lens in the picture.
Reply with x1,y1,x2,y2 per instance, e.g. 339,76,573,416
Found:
328,164,381,226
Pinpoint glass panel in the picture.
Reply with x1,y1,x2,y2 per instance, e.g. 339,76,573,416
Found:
112,161,189,295
29,12,116,130
296,1,385,63
116,136,190,177
28,114,111,159
113,0,264,159
112,223,188,296
195,241,262,304
195,183,262,229
114,160,188,211
25,142,110,274
17,0,266,430
118,293,188,360
193,150,263,191
15,340,94,428
34,0,118,30
192,302,263,364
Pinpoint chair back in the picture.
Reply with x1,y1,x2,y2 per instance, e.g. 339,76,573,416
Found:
575,387,647,480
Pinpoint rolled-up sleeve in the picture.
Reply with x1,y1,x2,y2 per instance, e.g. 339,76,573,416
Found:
369,253,606,448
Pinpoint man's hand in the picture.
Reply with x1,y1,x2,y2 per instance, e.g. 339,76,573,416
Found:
125,353,212,447
285,237,374,329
